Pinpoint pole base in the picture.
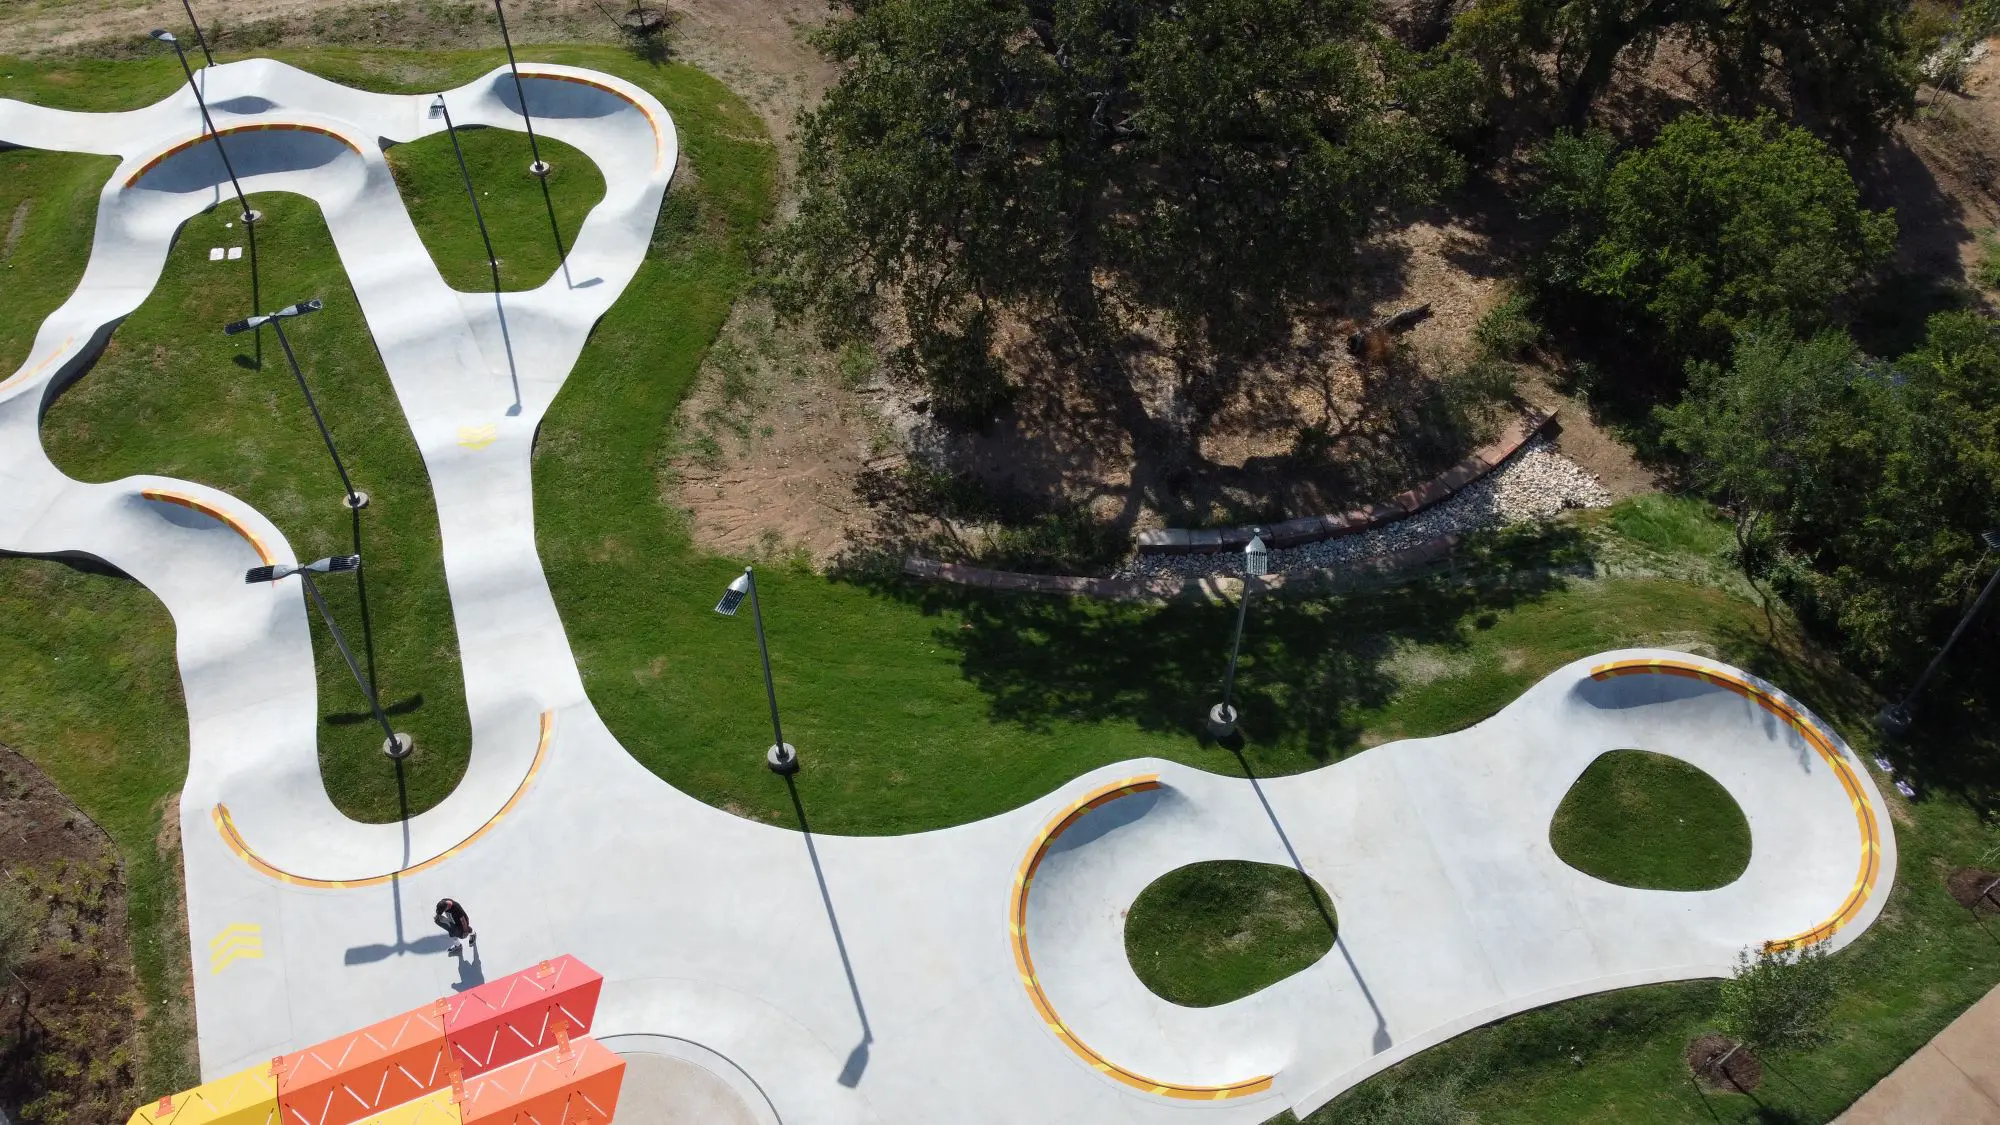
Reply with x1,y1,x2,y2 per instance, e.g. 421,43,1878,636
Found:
384,732,413,759
767,742,799,775
1207,703,1238,739
529,160,552,178
1877,703,1914,741
343,490,370,510
243,209,263,224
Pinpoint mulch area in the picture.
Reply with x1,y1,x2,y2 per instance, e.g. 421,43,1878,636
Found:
1686,1034,1763,1094
0,745,140,1124
1948,867,2000,917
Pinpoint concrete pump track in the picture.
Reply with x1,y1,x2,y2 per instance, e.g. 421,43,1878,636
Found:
0,61,1898,1124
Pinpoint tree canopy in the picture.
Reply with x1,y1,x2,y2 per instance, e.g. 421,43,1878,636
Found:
768,0,1471,418
1445,0,1919,136
1661,312,2000,687
1534,112,1896,368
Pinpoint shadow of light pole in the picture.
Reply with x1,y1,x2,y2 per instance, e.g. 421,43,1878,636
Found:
782,775,873,1087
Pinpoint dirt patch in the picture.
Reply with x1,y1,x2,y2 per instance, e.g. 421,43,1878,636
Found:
1686,1034,1763,1094
0,745,140,1124
1517,370,1661,501
1,201,28,265
1948,866,2000,915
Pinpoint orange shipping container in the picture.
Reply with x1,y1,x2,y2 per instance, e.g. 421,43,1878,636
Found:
126,1064,280,1125
277,1005,452,1125
457,1037,624,1125
442,956,603,1076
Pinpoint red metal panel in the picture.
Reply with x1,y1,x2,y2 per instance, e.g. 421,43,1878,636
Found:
276,1006,451,1125
456,1038,624,1125
441,956,604,1077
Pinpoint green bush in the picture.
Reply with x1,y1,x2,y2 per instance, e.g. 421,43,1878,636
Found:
1973,230,2000,291
1474,291,1539,359
1719,944,1844,1053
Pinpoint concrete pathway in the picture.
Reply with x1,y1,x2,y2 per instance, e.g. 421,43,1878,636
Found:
1837,984,2000,1124
0,61,1901,1124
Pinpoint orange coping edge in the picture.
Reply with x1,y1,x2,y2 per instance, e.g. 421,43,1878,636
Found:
124,122,363,188
213,709,556,889
140,488,276,565
1009,775,1276,1101
1587,659,1884,952
0,334,77,396
516,68,671,175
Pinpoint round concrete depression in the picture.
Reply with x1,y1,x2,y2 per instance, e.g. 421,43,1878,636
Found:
614,1052,760,1125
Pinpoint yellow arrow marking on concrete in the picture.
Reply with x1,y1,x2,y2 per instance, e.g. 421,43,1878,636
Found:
208,923,263,975
457,424,497,450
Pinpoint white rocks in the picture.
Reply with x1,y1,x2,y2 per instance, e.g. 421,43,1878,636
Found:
1120,437,1611,581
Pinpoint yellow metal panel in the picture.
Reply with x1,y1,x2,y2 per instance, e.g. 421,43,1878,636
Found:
352,1088,462,1125
127,1065,278,1125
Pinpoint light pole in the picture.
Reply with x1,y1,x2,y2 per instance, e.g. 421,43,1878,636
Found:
431,95,504,294
224,299,368,510
489,0,572,279
179,0,215,67
246,555,412,759
715,566,799,774
1209,530,1270,739
1879,529,2000,739
491,0,550,177
151,29,259,321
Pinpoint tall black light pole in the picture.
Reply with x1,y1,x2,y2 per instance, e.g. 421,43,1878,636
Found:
431,95,504,294
1879,529,2000,739
715,567,800,774
490,0,572,278
224,300,369,510
246,555,412,759
152,29,261,355
180,0,215,67
1209,530,1270,739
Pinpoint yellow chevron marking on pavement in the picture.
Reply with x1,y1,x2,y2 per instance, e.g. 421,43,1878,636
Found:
457,424,498,450
209,923,263,975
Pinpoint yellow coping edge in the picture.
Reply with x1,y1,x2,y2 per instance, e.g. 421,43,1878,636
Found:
0,334,77,396
213,709,556,889
1586,659,1883,951
1008,774,1276,1101
514,68,672,175
140,488,276,565
123,122,364,188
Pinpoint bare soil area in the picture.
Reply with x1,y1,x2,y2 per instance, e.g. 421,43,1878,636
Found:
0,747,142,1124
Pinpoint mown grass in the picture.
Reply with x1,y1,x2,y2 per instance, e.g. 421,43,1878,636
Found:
1550,750,1752,892
1125,860,1336,1008
386,126,602,292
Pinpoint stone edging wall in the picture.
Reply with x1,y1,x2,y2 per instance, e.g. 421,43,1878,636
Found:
902,534,1462,603
1135,408,1557,554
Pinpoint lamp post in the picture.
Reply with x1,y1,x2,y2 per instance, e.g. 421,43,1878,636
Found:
715,566,799,774
152,29,260,334
1878,529,2000,739
224,299,368,509
1208,530,1270,739
491,0,550,177
247,555,412,759
179,0,215,67
431,95,504,294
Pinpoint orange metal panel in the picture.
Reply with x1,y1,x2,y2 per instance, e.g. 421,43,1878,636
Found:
127,1065,280,1125
457,1038,624,1125
441,956,603,1076
277,1005,451,1125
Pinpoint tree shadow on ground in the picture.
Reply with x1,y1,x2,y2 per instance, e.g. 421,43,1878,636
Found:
844,524,1590,765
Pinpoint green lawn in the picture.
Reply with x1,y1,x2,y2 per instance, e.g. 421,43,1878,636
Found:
1125,860,1337,1008
1550,750,1752,891
386,127,602,292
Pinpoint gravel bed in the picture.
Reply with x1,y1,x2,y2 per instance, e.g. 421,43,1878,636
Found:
1119,437,1612,581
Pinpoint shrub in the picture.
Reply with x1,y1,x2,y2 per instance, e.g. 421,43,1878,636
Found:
1719,944,1844,1054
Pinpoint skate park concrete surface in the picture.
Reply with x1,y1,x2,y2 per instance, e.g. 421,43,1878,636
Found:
0,60,1897,1125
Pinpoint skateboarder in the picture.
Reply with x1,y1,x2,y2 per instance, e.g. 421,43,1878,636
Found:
434,897,476,956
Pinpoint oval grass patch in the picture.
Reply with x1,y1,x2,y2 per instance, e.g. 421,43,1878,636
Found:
1123,860,1336,1008
1551,749,1751,891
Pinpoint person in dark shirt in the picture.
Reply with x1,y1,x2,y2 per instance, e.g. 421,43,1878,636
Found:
434,897,476,957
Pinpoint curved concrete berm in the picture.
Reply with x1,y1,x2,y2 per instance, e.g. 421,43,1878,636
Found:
0,60,1895,1125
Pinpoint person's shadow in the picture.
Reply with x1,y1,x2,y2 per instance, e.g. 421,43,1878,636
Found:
451,941,486,992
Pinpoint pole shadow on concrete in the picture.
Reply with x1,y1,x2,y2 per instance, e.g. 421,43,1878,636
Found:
782,775,873,1088
1229,745,1392,1054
